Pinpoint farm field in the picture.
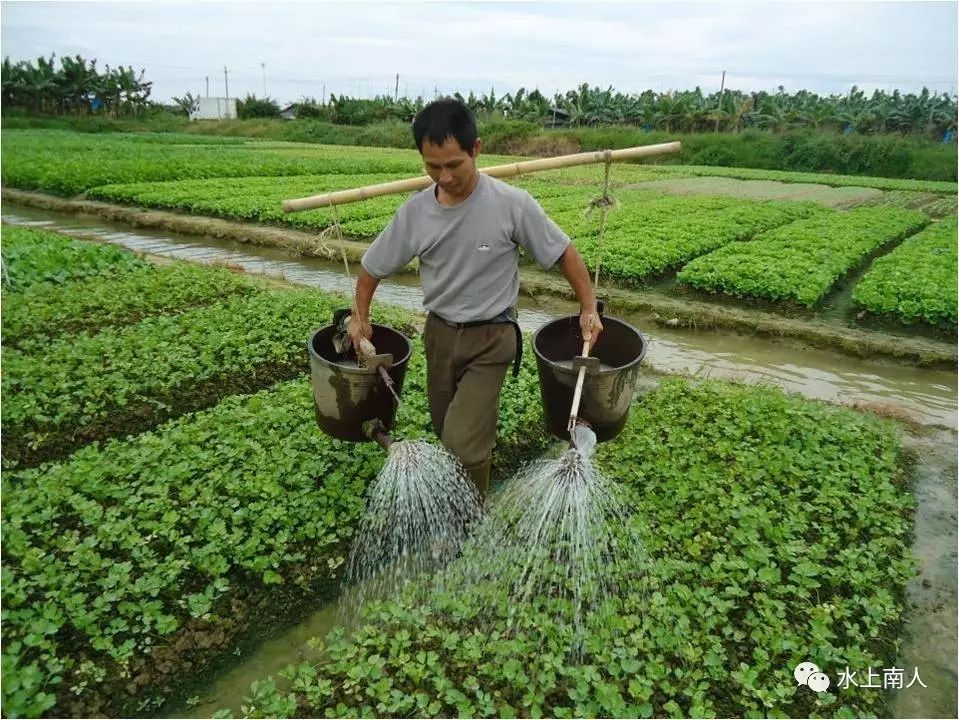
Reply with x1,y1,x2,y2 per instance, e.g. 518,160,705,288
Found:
0,227,550,716
0,227,922,718
677,207,931,307
2,129,955,339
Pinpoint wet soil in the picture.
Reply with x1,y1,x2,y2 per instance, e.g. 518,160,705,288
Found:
892,428,958,718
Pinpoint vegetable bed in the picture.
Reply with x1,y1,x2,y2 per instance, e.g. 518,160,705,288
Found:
1,287,416,469
852,218,958,330
3,260,260,351
2,316,549,718
2,225,150,292
677,207,931,306
225,379,914,719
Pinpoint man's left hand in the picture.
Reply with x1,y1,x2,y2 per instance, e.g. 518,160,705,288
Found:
580,309,603,353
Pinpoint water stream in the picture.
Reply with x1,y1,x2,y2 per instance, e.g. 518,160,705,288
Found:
2,204,956,718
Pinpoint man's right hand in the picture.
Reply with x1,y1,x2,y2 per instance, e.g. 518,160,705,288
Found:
347,312,373,356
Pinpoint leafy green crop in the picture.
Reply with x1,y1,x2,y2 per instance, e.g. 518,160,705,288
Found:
662,164,957,194
1,288,416,469
87,174,411,233
678,207,931,306
567,192,826,284
1,333,548,717
1,226,149,292
4,261,260,350
1,131,422,196
852,218,958,328
0,130,521,197
223,379,913,719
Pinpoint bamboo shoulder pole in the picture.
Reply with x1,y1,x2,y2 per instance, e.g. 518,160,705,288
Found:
282,141,681,213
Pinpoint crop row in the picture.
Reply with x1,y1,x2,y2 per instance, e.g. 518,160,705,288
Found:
0,130,523,196
4,254,261,351
572,193,826,283
2,225,150,292
1,283,423,469
658,163,958,194
678,207,930,306
225,379,912,719
87,174,411,232
852,218,958,328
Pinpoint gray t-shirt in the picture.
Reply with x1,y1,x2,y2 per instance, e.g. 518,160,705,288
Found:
361,173,571,323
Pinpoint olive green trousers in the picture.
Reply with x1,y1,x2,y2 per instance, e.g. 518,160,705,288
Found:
424,313,517,498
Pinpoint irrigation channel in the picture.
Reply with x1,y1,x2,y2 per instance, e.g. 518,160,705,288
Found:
2,204,956,718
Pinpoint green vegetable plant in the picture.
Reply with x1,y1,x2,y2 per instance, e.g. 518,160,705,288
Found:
852,218,958,329
4,261,261,350
677,206,931,306
224,379,915,719
1,226,149,292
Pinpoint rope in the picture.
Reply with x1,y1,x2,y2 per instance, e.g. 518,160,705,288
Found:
327,202,361,317
587,149,614,295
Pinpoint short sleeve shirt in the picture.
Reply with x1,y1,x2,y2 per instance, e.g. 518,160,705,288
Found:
361,173,571,323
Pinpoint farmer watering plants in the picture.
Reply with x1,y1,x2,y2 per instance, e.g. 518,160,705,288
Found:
347,98,603,498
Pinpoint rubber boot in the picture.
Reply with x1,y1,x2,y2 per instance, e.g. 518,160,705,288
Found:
464,457,491,500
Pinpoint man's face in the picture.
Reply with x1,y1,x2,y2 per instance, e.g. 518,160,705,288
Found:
421,136,481,197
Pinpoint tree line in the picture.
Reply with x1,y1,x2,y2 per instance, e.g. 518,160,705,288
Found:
4,53,956,138
2,54,152,117
291,84,957,138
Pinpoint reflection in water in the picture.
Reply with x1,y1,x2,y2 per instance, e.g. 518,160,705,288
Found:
3,208,956,429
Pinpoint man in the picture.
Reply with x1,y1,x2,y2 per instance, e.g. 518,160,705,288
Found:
348,98,602,498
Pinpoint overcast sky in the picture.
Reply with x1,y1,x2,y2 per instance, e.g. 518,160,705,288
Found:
2,1,956,105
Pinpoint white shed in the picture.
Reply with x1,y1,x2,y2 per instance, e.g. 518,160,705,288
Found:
190,97,237,120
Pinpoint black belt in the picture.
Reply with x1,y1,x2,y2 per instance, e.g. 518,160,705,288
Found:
431,308,523,378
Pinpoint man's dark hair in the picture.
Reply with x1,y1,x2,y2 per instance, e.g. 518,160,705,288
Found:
412,98,477,154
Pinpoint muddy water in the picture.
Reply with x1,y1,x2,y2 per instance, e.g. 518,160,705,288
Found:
3,205,955,430
169,605,338,718
892,428,958,719
3,204,956,718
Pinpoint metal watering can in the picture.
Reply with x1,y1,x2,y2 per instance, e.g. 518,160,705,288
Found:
307,310,412,444
531,306,647,443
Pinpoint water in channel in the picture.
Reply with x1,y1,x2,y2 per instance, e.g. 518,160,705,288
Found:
3,204,954,429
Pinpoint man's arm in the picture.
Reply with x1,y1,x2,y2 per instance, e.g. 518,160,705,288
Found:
347,267,380,354
558,244,603,351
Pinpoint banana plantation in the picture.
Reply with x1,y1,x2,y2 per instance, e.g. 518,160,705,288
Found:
3,53,956,138
1,54,152,118
302,83,958,137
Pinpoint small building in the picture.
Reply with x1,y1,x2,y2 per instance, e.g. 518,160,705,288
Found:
279,104,298,120
190,97,237,121
544,107,570,128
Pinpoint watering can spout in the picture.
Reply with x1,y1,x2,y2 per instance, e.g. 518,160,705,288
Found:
363,418,394,451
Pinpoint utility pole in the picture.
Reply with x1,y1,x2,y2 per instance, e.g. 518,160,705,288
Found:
261,62,267,97
322,83,326,105
223,66,230,119
205,76,209,97
395,73,399,101
716,69,726,132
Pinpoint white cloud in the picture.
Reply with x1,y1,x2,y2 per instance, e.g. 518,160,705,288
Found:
1,0,955,103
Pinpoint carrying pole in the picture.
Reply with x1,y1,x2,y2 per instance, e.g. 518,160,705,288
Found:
281,141,681,213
